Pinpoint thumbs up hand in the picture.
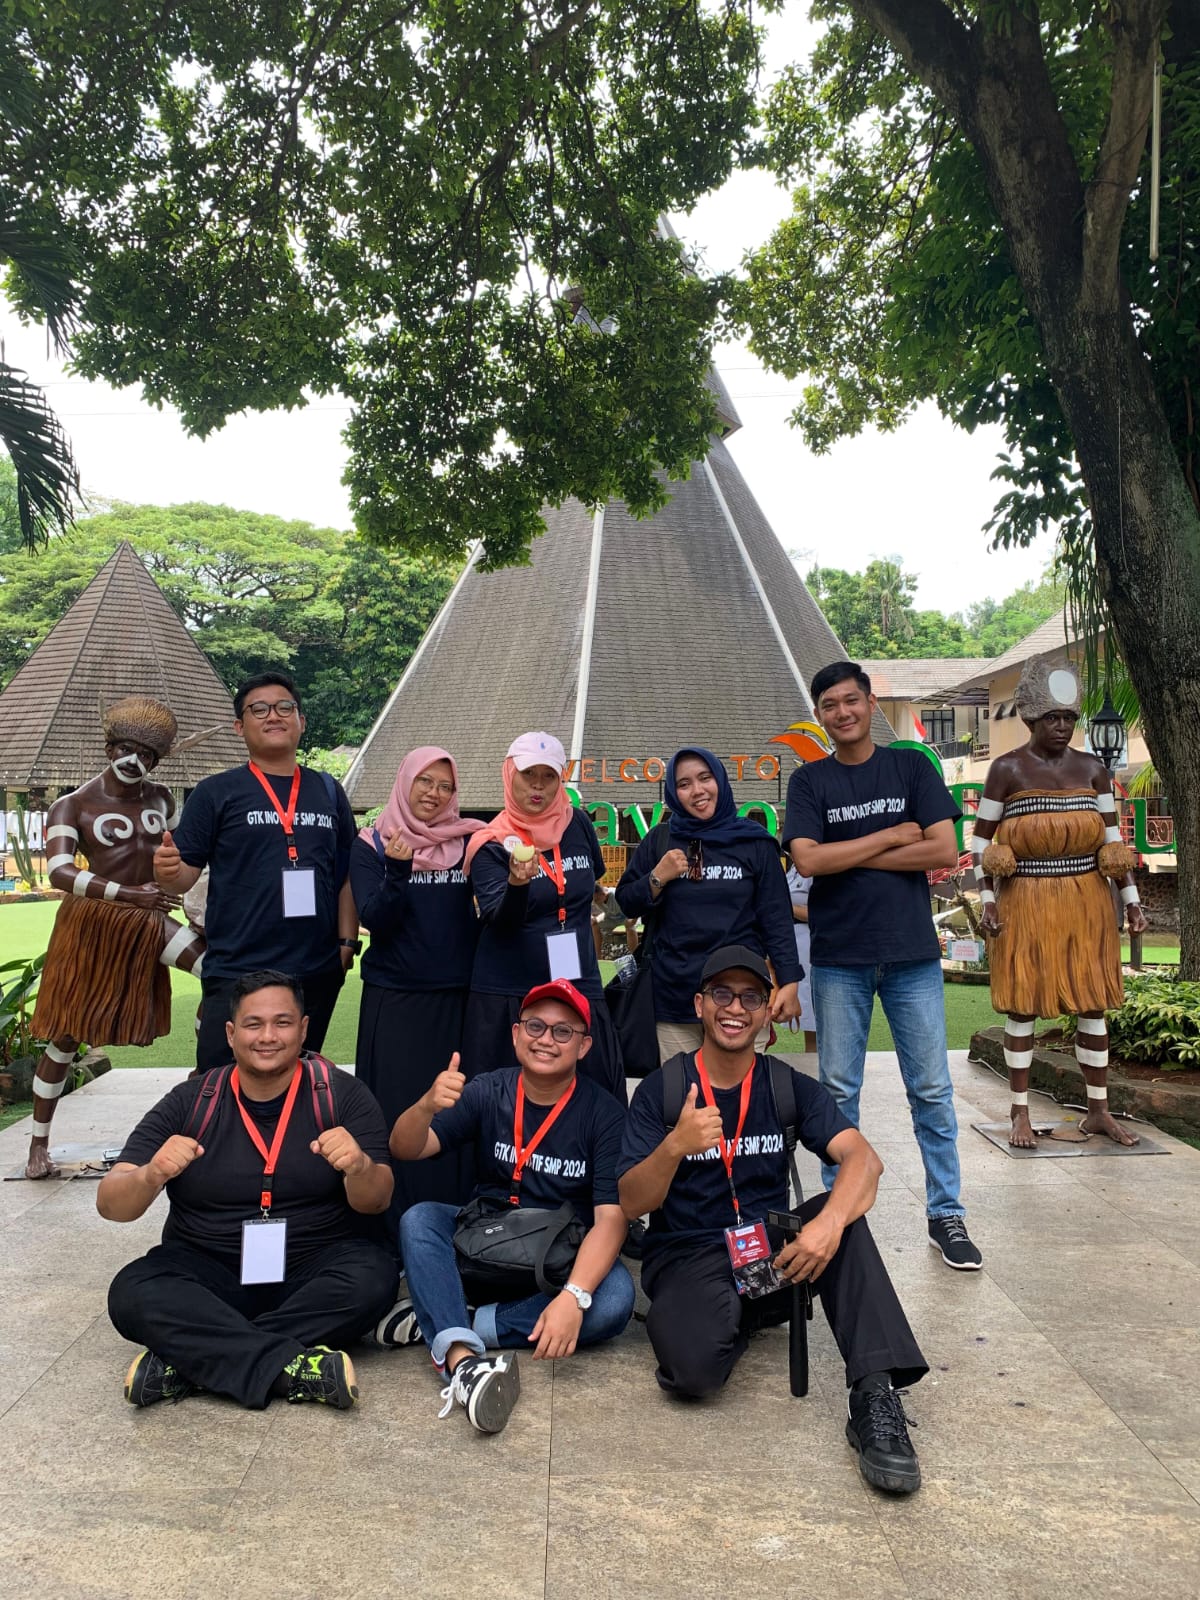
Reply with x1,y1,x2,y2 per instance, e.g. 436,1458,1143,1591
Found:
154,828,184,887
670,1081,725,1157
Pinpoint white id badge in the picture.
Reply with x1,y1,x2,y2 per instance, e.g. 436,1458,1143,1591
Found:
545,929,582,981
281,867,317,918
241,1217,288,1284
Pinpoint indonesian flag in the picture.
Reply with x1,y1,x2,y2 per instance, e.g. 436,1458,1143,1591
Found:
913,716,927,740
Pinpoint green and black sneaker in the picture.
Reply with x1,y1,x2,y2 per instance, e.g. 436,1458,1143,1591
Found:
282,1346,358,1409
124,1350,196,1407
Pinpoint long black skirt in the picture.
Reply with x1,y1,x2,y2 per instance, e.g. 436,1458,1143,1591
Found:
355,983,475,1229
460,988,627,1104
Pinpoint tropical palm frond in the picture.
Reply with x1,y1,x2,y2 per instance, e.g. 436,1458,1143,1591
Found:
0,363,79,548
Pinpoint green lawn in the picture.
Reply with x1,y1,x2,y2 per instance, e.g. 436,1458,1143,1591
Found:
3,898,1169,1083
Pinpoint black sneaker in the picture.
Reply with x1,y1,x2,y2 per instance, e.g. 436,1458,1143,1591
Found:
282,1346,359,1409
928,1215,982,1270
438,1352,520,1434
124,1350,196,1407
364,1294,424,1349
846,1378,921,1494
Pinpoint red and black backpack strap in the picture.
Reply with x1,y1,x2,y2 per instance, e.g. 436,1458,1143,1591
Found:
184,1064,232,1143
302,1051,338,1133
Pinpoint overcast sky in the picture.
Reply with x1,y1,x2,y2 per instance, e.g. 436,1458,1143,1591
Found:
1,10,1052,618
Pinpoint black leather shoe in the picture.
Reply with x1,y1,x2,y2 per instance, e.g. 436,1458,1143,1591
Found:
846,1377,921,1494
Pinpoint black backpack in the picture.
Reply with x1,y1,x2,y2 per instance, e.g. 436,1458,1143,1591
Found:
184,1051,338,1143
661,1051,804,1209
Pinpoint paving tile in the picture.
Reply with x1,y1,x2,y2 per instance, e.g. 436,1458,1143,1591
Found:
874,1455,1200,1600
545,1469,909,1600
1038,1321,1200,1458
979,1239,1200,1331
951,1181,1150,1250
0,1502,235,1600
1162,1457,1200,1504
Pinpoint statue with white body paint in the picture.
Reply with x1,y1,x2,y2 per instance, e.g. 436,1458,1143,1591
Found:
26,697,206,1178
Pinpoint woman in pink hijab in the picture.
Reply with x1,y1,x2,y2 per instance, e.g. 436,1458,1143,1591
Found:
351,746,484,1227
461,731,624,1100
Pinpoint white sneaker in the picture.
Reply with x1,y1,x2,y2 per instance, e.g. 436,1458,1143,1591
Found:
437,1353,520,1433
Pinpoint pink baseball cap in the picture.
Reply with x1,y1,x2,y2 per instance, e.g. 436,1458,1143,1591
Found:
507,731,566,773
520,979,591,1030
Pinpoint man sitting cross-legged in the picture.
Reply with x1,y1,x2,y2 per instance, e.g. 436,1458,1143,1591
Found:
391,979,634,1435
99,970,397,1411
618,943,929,1495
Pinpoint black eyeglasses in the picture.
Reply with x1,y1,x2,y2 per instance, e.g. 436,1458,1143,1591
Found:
519,1017,587,1044
686,840,704,881
703,985,769,1011
243,699,300,720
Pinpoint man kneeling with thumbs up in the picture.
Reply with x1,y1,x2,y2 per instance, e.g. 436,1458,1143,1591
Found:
99,971,397,1411
390,980,634,1435
618,946,929,1495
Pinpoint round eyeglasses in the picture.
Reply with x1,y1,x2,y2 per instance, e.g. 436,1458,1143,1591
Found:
703,985,769,1011
519,1016,587,1044
243,699,300,720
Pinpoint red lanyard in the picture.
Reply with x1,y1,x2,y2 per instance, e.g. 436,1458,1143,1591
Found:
248,762,302,865
510,1074,576,1202
514,826,567,925
694,1049,754,1221
230,1064,303,1216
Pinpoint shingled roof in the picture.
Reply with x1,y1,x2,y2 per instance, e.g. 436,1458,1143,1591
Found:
0,541,244,788
346,387,893,812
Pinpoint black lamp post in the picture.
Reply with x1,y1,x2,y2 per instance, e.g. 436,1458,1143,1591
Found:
1089,694,1126,773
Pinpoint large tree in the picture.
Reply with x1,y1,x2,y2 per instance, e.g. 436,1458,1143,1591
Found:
2,0,757,568
743,2,1200,972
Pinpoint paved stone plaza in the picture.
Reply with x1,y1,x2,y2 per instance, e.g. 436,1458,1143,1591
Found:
2,1053,1198,1599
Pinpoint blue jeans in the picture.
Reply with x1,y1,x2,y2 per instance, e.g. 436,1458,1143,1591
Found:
811,959,963,1220
399,1201,636,1368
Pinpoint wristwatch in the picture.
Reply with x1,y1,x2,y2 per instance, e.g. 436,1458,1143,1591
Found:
563,1281,593,1310
339,938,363,955
649,872,663,891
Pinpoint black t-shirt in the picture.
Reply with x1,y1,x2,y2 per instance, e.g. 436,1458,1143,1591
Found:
430,1067,626,1225
174,764,356,979
117,1066,390,1268
469,809,606,999
781,746,960,966
618,1053,853,1261
350,834,478,992
616,831,801,1022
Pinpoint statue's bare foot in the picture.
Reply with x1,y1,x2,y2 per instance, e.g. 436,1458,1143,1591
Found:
25,1141,59,1179
1009,1109,1038,1149
1079,1109,1139,1146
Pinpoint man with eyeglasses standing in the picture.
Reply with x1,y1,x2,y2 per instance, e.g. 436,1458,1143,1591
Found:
618,945,928,1495
155,672,358,1070
388,979,634,1433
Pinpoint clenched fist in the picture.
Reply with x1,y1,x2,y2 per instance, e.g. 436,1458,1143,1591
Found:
149,1135,204,1185
668,1082,724,1157
422,1052,466,1115
310,1126,371,1177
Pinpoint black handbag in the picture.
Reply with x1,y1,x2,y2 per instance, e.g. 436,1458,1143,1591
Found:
603,821,668,1079
453,1195,586,1301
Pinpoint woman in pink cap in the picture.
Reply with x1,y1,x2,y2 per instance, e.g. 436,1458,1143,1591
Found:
352,746,484,1213
461,731,624,1101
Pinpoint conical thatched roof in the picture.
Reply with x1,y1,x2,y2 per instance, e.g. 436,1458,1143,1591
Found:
0,541,244,788
346,377,892,813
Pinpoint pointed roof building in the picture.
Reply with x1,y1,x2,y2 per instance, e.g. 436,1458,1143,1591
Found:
346,374,892,813
0,541,244,788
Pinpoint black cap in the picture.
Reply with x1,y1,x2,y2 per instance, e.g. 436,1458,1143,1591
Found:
699,944,772,989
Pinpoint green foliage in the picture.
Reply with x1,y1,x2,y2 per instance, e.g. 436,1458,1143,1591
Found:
0,455,22,553
1,0,762,566
0,502,455,745
960,570,1065,657
297,746,352,782
1060,975,1200,1070
0,950,46,1065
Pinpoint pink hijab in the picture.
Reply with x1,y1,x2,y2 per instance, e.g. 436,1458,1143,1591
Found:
463,755,573,870
361,746,484,872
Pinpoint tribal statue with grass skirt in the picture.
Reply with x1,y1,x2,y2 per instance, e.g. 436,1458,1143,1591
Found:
970,661,1146,1149
25,698,208,1178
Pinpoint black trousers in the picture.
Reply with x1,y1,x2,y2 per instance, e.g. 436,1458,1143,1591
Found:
108,1238,398,1409
196,968,346,1070
641,1193,928,1398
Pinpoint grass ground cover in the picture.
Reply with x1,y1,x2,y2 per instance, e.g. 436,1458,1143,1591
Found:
0,900,1175,1079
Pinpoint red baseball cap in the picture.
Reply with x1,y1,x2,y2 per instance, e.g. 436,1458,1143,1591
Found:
520,979,591,1030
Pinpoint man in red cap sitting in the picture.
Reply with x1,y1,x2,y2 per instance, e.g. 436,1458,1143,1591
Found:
389,979,633,1434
